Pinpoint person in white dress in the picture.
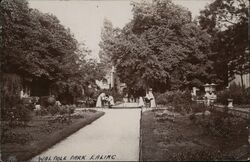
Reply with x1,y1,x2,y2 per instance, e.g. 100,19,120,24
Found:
108,95,115,107
146,88,156,108
138,96,145,107
96,92,105,107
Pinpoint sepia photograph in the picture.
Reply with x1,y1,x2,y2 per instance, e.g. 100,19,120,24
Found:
0,0,249,161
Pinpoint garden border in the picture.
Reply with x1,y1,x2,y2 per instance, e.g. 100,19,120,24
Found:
3,111,105,161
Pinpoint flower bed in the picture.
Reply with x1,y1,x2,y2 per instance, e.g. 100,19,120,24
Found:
141,109,248,161
1,110,105,161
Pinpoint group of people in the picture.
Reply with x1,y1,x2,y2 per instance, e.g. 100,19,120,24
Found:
95,88,156,108
96,93,115,108
138,88,156,108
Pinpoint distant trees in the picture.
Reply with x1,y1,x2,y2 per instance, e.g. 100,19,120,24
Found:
99,18,118,71
198,0,249,87
1,0,105,105
99,0,216,95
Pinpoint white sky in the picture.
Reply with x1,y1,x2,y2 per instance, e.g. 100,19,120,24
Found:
29,0,213,59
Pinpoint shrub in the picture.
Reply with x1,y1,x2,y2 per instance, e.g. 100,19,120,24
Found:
191,102,206,113
6,104,32,126
217,83,250,105
40,106,49,116
172,149,223,161
59,106,68,115
85,98,96,107
40,96,56,107
155,90,192,106
193,111,248,138
69,106,75,114
155,90,192,114
2,131,33,144
47,105,59,116
39,96,50,107
48,96,56,106
1,73,23,121
25,103,35,111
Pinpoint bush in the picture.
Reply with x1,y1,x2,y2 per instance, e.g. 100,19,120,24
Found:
69,105,75,114
58,106,67,115
2,131,33,144
40,96,56,107
155,90,191,106
6,104,32,126
25,103,35,111
47,105,59,116
172,149,223,161
39,96,49,107
85,98,96,107
48,96,56,105
58,105,75,115
40,106,49,116
193,111,248,138
191,102,206,113
155,90,192,114
217,83,250,105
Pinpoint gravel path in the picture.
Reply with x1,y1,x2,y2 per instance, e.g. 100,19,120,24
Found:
31,109,141,161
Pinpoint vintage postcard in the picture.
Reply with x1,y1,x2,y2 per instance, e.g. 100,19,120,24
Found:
1,0,249,161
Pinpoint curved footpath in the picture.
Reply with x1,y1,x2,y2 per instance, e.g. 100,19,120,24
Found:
31,108,141,161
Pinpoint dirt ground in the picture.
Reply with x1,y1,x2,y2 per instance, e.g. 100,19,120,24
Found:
141,109,249,161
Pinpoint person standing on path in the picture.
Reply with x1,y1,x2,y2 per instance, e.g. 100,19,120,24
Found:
96,92,105,107
146,88,156,108
108,95,115,108
138,97,145,107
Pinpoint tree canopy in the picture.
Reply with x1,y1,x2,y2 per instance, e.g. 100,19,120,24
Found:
1,0,105,101
198,0,249,87
99,0,216,95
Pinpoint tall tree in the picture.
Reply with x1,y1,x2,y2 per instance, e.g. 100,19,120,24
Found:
199,0,249,87
1,0,105,103
103,0,215,95
99,19,115,69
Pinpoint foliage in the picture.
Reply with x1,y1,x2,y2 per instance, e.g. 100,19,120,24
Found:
84,98,96,107
48,115,72,125
34,106,49,116
171,149,223,161
198,0,249,87
193,111,248,138
2,131,33,144
1,0,77,79
190,102,206,113
3,103,32,126
155,90,192,114
39,96,51,107
25,102,35,111
155,90,191,106
36,104,75,116
1,0,105,105
47,105,59,116
0,73,27,125
217,83,250,105
99,0,216,94
99,18,117,71
1,73,23,119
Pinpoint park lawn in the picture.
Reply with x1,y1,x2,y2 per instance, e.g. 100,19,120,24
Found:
140,109,248,161
1,110,104,161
